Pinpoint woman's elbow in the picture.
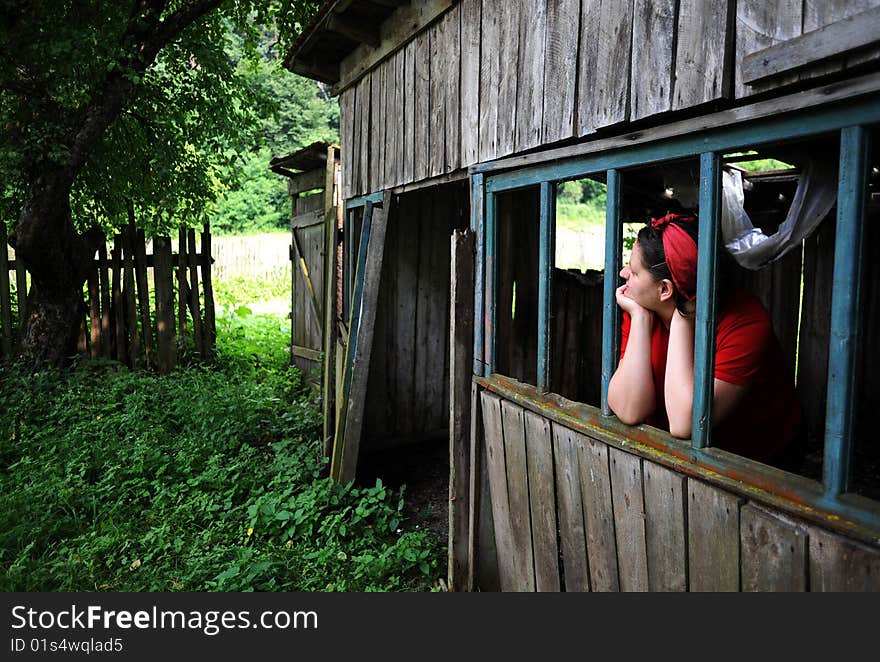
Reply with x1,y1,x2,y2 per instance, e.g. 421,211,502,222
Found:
667,412,692,439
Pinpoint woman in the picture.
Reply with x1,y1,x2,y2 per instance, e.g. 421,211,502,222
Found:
607,213,801,465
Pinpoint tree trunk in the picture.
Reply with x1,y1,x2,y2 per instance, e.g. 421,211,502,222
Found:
12,169,103,368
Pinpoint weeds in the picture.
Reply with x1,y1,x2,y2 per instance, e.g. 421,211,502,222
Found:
0,311,442,592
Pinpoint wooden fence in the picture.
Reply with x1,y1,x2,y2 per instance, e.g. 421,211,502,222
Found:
0,222,216,372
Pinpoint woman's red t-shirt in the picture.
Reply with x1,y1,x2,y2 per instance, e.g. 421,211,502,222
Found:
619,289,801,463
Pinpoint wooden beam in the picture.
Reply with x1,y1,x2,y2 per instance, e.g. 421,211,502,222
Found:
743,6,880,85
290,58,339,85
332,194,391,484
449,228,475,592
327,14,381,49
292,345,322,361
287,168,326,196
334,0,455,95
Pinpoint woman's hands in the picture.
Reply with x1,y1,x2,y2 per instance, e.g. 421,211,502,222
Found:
608,290,656,425
615,284,652,319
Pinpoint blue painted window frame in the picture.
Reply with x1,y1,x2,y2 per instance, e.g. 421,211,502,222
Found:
471,95,879,524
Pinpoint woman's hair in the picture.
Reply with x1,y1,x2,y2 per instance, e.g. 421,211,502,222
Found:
636,218,700,316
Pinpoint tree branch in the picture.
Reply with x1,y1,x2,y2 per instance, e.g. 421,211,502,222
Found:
65,0,226,175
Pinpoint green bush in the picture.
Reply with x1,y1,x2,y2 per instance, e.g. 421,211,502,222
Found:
0,314,442,592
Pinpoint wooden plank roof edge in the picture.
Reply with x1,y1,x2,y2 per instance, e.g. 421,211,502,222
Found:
270,141,340,174
283,0,347,73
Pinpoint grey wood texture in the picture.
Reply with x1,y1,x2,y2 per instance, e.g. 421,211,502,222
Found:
673,0,732,110
643,460,687,591
358,75,371,195
152,236,176,373
500,399,537,591
340,89,355,199
478,0,500,161
429,19,445,179
370,62,386,194
449,229,475,592
336,0,455,94
735,0,801,96
740,504,807,591
480,390,517,592
335,195,390,483
746,3,880,86
413,30,431,182
496,2,520,158
552,425,591,591
474,385,500,591
460,0,481,167
631,0,675,120
804,0,880,73
578,434,620,591
288,168,326,196
295,192,324,216
122,224,141,368
403,39,416,184
808,524,880,591
515,0,546,152
609,447,648,591
542,0,579,144
134,228,154,368
322,149,339,454
393,49,407,188
687,479,742,592
443,4,461,175
524,410,560,591
578,0,633,136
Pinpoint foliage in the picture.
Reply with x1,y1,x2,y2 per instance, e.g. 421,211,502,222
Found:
0,312,442,592
0,1,322,236
208,34,339,236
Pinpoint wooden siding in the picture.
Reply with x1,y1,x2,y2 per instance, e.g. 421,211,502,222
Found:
477,393,880,591
362,183,469,448
338,0,879,199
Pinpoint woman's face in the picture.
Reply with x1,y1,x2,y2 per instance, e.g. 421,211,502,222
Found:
620,242,664,311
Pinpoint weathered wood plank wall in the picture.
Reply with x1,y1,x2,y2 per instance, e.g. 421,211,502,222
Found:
478,394,880,591
362,182,469,448
338,0,880,199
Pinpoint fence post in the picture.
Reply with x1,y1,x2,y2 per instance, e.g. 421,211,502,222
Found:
98,242,112,359
177,227,189,359
201,223,215,360
134,228,153,370
123,223,141,368
187,228,204,357
111,233,127,365
154,236,176,373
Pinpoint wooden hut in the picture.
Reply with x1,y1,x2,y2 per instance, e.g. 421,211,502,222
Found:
285,0,880,591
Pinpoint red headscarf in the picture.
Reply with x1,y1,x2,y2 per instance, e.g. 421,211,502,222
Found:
650,213,698,301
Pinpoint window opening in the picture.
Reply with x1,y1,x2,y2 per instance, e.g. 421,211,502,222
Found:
550,176,606,404
493,186,540,386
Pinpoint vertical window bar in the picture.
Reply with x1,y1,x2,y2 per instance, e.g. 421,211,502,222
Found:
693,152,721,449
538,181,555,391
602,169,622,416
472,174,486,376
486,190,497,377
824,125,868,497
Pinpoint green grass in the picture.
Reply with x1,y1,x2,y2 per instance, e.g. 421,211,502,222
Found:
0,279,443,592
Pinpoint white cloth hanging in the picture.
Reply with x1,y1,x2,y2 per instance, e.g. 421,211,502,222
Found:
721,158,837,270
